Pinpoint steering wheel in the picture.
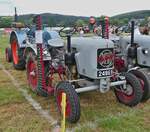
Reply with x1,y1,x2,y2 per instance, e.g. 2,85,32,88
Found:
59,27,76,37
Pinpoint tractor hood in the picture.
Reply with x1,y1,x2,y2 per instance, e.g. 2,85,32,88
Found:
71,37,114,79
119,34,150,48
71,37,114,50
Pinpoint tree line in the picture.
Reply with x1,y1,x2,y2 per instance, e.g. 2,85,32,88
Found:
0,10,149,28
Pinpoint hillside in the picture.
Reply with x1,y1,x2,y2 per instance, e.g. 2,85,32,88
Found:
0,10,150,28
111,10,150,20
18,13,89,26
16,10,150,27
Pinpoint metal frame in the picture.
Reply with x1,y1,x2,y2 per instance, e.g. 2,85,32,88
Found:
75,80,126,93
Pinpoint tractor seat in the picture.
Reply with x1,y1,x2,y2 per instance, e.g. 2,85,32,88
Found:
27,28,36,38
42,31,51,45
27,29,51,45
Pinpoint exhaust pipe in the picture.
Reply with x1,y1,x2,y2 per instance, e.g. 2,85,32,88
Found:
128,20,137,58
131,20,135,47
14,7,18,22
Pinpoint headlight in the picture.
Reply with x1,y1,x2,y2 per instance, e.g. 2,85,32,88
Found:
142,48,149,55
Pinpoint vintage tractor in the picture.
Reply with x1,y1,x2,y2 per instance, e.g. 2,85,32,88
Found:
24,15,144,123
114,21,150,102
5,8,26,69
6,22,27,70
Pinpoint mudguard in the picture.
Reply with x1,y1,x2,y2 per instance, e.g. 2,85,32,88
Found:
24,45,51,61
10,30,27,48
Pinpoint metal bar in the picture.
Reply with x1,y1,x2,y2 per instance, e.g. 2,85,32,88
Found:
75,80,126,93
110,80,126,87
68,79,85,83
75,85,99,93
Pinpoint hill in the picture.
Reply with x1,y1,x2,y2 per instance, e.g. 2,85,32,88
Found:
0,10,150,28
18,13,89,26
111,10,150,20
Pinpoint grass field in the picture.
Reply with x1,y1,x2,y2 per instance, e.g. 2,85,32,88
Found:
0,35,150,132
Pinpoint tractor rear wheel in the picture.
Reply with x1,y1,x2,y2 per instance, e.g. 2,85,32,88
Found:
114,72,142,107
55,81,80,123
11,36,25,70
129,69,150,102
5,47,12,62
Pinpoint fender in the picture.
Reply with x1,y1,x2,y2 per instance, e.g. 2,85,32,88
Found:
127,67,140,72
10,30,27,48
24,44,51,61
24,45,37,57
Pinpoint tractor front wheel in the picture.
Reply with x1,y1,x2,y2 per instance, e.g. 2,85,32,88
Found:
129,69,150,102
26,52,38,93
55,81,80,123
114,72,142,107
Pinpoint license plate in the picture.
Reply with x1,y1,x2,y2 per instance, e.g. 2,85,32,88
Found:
97,69,113,77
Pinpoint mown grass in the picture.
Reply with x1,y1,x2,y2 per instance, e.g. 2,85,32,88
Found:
0,36,53,131
0,35,150,132
0,70,53,132
0,35,9,56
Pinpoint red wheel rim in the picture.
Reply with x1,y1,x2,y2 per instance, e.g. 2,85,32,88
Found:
56,90,71,117
116,83,134,103
27,59,37,91
11,40,19,64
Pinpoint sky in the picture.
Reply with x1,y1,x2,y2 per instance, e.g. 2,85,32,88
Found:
0,0,150,17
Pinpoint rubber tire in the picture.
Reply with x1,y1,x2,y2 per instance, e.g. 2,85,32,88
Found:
114,72,142,107
5,47,12,62
26,51,48,97
11,35,25,70
26,51,38,93
129,69,150,102
56,81,80,123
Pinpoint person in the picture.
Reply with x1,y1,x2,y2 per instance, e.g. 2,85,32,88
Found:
143,26,149,35
79,28,84,37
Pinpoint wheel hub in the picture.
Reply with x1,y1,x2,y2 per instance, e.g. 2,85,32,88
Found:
30,70,36,77
123,85,133,95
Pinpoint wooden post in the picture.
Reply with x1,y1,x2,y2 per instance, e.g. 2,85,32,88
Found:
61,93,66,132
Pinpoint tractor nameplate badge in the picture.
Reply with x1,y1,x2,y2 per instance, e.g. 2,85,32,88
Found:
97,48,114,77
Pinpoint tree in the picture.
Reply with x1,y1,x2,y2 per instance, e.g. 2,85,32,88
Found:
75,19,85,27
110,18,120,26
0,17,12,28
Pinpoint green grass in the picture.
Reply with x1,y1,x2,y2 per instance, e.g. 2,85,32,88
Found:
0,35,53,131
0,70,53,132
0,35,9,56
0,69,25,106
0,35,150,131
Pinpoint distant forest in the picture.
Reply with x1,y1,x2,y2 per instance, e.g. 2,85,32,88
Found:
0,10,150,28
